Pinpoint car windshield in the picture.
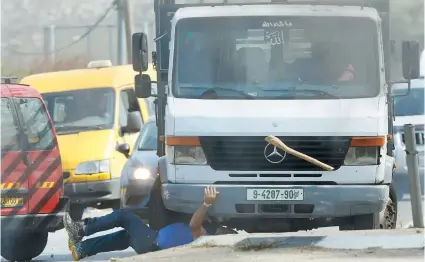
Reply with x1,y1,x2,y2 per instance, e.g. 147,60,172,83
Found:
173,16,379,100
394,87,424,116
41,88,115,133
137,122,158,150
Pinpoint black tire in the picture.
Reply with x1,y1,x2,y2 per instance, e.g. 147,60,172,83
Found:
382,183,397,229
69,204,85,221
148,178,181,231
1,231,48,261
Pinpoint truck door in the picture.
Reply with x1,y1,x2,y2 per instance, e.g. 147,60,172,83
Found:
1,97,29,216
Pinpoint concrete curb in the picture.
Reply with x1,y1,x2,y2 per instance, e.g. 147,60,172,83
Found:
191,229,425,250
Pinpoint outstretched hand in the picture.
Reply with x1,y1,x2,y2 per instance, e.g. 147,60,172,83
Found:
204,186,219,205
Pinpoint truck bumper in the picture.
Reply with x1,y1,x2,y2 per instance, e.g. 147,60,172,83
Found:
162,184,389,218
1,197,69,233
64,178,120,205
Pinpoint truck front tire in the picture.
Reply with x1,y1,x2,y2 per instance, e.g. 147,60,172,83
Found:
1,231,48,262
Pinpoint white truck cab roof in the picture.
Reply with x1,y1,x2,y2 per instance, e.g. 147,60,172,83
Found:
172,4,380,22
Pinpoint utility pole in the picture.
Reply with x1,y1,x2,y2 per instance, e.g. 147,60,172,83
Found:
116,0,126,65
404,124,425,228
122,0,133,63
43,25,56,64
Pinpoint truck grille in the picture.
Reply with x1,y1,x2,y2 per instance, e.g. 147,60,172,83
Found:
199,136,351,171
401,132,425,145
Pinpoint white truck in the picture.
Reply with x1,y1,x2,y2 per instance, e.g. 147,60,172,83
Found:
131,0,421,232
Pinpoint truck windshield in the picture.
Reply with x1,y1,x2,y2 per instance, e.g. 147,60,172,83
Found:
41,87,115,133
394,88,424,116
173,16,379,99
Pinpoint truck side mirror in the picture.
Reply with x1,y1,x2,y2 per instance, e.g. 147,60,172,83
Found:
402,40,420,80
132,32,149,72
135,74,152,98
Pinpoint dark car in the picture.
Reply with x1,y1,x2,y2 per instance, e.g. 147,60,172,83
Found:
117,118,158,219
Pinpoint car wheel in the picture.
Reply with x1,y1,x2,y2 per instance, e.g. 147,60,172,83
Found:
148,178,179,231
1,231,48,262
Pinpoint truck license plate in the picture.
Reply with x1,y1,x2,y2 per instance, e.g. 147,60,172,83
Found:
246,189,304,201
0,197,24,208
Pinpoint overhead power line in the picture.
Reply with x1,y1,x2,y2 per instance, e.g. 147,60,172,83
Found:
2,2,116,56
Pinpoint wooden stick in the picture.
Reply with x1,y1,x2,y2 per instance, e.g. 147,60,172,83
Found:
265,135,334,171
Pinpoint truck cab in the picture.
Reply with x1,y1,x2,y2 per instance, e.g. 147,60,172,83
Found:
132,0,420,232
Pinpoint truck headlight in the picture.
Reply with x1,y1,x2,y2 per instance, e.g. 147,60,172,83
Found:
168,146,207,165
75,160,110,175
344,147,379,166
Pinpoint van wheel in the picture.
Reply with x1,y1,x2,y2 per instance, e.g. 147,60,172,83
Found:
1,231,48,261
69,204,85,221
148,178,179,231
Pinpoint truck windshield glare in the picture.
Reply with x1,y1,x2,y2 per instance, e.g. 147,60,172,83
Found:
173,16,379,99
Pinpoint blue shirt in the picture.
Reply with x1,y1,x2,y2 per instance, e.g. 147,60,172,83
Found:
156,223,206,249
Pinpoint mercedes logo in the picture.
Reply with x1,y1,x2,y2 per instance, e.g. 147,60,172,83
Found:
264,143,287,164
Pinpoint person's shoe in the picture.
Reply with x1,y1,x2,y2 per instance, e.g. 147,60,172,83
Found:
63,212,84,250
70,242,86,261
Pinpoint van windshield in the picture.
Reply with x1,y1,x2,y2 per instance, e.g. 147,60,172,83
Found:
173,16,379,99
42,88,115,134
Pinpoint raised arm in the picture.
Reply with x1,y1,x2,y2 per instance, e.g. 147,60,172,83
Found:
189,186,218,239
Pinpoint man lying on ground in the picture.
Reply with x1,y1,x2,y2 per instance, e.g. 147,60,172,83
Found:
64,186,221,261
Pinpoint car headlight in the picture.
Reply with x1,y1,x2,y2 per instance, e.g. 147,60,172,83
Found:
344,147,379,166
132,167,153,180
167,146,207,165
75,160,110,175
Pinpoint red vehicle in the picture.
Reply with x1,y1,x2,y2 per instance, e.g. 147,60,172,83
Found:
1,78,68,262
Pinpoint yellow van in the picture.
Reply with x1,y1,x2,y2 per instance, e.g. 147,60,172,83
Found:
20,60,157,219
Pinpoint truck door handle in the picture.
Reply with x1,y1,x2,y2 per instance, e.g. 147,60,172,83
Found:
23,153,31,166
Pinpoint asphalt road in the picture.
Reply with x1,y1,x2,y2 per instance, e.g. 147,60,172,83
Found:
1,174,423,262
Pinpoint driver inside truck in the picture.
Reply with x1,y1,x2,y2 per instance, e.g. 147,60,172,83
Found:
63,186,231,261
288,41,356,84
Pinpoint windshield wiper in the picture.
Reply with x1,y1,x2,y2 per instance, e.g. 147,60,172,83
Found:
264,88,340,99
200,87,255,99
55,125,104,132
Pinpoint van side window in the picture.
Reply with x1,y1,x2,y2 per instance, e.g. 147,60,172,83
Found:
1,98,21,152
119,88,143,127
17,98,55,151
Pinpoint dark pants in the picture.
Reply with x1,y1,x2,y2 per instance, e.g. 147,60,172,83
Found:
79,209,157,256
